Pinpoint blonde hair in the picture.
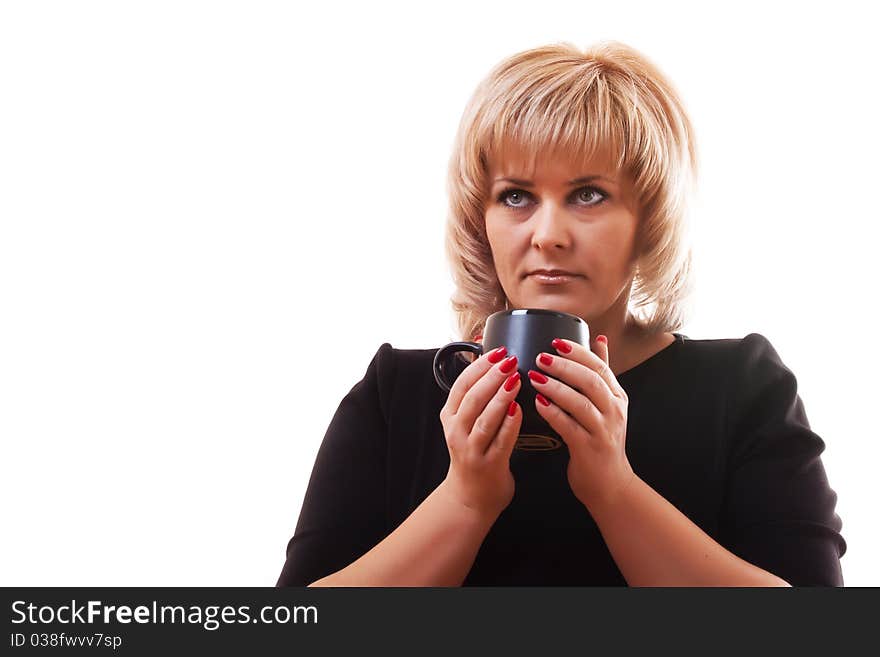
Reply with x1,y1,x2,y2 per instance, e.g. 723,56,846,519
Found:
444,40,698,341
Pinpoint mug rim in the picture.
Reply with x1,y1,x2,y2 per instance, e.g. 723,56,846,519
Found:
487,308,587,324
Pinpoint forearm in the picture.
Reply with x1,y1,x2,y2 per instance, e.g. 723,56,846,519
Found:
308,479,496,587
588,475,790,587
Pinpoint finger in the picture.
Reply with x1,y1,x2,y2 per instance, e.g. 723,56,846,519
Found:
444,345,508,414
534,350,614,416
595,334,609,368
534,392,591,452
528,369,603,435
551,337,625,400
455,356,517,436
595,335,626,399
469,368,521,454
489,398,522,456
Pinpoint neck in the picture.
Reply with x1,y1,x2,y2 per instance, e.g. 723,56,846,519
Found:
585,313,649,375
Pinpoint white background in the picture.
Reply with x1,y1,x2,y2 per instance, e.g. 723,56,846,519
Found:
1,0,876,586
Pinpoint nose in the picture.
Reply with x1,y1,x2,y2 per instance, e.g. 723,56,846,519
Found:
529,200,572,250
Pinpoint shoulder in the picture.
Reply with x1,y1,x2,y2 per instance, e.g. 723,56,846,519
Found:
692,331,798,392
358,342,450,412
730,332,793,379
675,331,788,375
658,333,795,416
704,333,808,451
687,331,796,392
669,332,812,465
362,342,442,379
333,343,445,429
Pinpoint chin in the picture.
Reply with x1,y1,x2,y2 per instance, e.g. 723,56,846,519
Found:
519,299,587,317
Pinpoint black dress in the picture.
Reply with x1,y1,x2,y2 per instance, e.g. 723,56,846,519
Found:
276,332,846,586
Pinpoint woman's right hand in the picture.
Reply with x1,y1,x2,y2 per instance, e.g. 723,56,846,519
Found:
438,345,522,520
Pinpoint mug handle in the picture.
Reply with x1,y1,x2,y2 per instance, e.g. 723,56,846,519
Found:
432,341,483,392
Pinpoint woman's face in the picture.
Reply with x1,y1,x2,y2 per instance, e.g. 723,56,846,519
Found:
484,147,641,324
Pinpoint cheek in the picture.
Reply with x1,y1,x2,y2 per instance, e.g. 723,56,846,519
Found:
485,219,518,266
485,211,507,236
590,224,636,267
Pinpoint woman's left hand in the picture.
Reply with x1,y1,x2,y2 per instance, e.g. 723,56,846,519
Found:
529,336,637,512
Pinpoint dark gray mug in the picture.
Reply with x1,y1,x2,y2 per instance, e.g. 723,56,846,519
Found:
433,308,590,451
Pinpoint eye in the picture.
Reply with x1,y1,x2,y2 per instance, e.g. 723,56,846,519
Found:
576,187,606,205
497,188,530,208
495,186,609,210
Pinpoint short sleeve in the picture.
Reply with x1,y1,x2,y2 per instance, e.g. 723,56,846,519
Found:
719,333,846,586
276,343,394,586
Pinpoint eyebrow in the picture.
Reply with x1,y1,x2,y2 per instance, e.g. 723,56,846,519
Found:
492,175,616,187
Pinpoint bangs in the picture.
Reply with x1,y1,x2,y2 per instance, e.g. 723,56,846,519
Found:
479,69,638,179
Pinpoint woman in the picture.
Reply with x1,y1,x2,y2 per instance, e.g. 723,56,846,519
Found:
276,41,845,586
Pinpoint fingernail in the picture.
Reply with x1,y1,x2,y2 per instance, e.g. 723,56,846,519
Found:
551,338,571,353
499,355,518,374
597,335,607,345
474,334,483,342
507,400,518,417
536,393,551,407
487,346,507,363
504,371,520,391
538,353,553,367
528,370,548,384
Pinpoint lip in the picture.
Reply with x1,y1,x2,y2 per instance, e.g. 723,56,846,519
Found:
530,273,580,284
529,269,581,277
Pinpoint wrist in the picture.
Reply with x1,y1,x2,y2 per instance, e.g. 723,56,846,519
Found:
436,478,504,528
584,469,641,521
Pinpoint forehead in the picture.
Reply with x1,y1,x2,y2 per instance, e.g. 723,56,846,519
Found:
487,141,619,180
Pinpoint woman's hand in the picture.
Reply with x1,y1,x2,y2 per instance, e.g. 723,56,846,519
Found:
439,343,523,520
528,336,636,511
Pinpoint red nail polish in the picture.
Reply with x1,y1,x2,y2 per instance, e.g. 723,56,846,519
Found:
499,355,518,374
528,370,548,384
504,372,520,391
551,338,571,353
487,346,507,363
507,400,518,417
539,353,553,366
597,335,607,344
536,393,551,407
